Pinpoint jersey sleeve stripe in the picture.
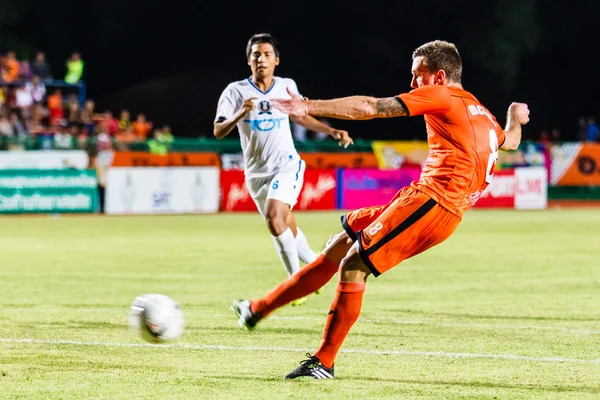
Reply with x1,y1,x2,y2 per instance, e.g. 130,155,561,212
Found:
394,96,410,117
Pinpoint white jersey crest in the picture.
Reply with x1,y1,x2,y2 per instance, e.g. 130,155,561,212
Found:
215,77,301,177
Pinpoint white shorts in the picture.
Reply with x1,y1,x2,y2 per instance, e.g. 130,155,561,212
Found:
246,159,306,218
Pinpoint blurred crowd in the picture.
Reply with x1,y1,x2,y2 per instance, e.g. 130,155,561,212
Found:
538,117,600,145
537,127,561,147
0,50,81,84
576,117,599,143
0,50,173,154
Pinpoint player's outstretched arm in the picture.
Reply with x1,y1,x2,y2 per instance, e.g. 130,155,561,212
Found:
213,98,256,139
501,102,530,151
304,96,408,120
271,88,407,120
290,115,354,148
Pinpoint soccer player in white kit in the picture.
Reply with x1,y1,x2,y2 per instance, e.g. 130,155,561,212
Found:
214,33,353,301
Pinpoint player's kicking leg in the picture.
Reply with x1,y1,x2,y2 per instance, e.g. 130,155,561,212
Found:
234,198,388,330
231,231,353,330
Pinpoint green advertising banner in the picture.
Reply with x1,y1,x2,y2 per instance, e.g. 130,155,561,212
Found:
0,169,98,214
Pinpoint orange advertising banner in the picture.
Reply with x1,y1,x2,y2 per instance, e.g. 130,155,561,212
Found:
111,152,221,167
552,143,600,186
299,152,379,169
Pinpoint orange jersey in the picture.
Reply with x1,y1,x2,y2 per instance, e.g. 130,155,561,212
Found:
397,85,505,217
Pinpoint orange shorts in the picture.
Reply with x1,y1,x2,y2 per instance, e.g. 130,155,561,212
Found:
342,186,461,277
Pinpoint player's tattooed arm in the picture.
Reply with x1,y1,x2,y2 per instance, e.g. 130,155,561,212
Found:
374,97,408,118
293,96,407,120
271,87,407,121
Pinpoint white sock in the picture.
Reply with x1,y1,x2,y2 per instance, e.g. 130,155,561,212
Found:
295,227,317,265
272,228,300,277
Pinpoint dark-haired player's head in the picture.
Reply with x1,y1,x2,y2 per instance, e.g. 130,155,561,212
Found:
410,40,462,89
246,33,280,79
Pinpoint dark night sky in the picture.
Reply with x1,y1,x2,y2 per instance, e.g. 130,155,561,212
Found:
6,0,600,140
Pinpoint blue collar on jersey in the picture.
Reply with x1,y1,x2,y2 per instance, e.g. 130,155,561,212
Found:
247,77,276,95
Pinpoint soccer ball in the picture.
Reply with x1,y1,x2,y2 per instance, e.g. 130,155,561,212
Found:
129,294,185,343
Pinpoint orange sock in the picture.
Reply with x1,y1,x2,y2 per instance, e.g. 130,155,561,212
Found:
314,281,365,369
251,254,339,318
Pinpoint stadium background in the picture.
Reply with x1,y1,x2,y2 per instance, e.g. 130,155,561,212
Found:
0,0,598,212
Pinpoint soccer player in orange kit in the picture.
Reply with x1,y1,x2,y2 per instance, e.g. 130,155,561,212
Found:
231,40,530,379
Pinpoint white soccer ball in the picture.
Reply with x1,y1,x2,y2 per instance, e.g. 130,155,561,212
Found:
129,294,185,343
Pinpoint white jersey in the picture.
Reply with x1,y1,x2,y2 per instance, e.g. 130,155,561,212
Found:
215,77,301,178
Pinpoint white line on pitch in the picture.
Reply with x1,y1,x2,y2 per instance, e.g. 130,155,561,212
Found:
217,314,600,335
1,338,599,364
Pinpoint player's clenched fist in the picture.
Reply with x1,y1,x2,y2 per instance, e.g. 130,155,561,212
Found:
508,102,530,125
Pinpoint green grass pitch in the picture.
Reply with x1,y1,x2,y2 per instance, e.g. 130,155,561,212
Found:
1,209,599,399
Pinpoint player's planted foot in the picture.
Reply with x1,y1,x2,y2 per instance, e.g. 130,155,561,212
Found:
284,353,334,380
231,300,262,331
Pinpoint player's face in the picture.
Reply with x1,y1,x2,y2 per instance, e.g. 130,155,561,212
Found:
248,43,279,78
410,56,437,89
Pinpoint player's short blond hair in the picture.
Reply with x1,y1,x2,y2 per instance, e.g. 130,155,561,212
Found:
412,40,462,83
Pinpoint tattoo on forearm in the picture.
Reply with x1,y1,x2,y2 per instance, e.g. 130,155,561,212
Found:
376,98,407,117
